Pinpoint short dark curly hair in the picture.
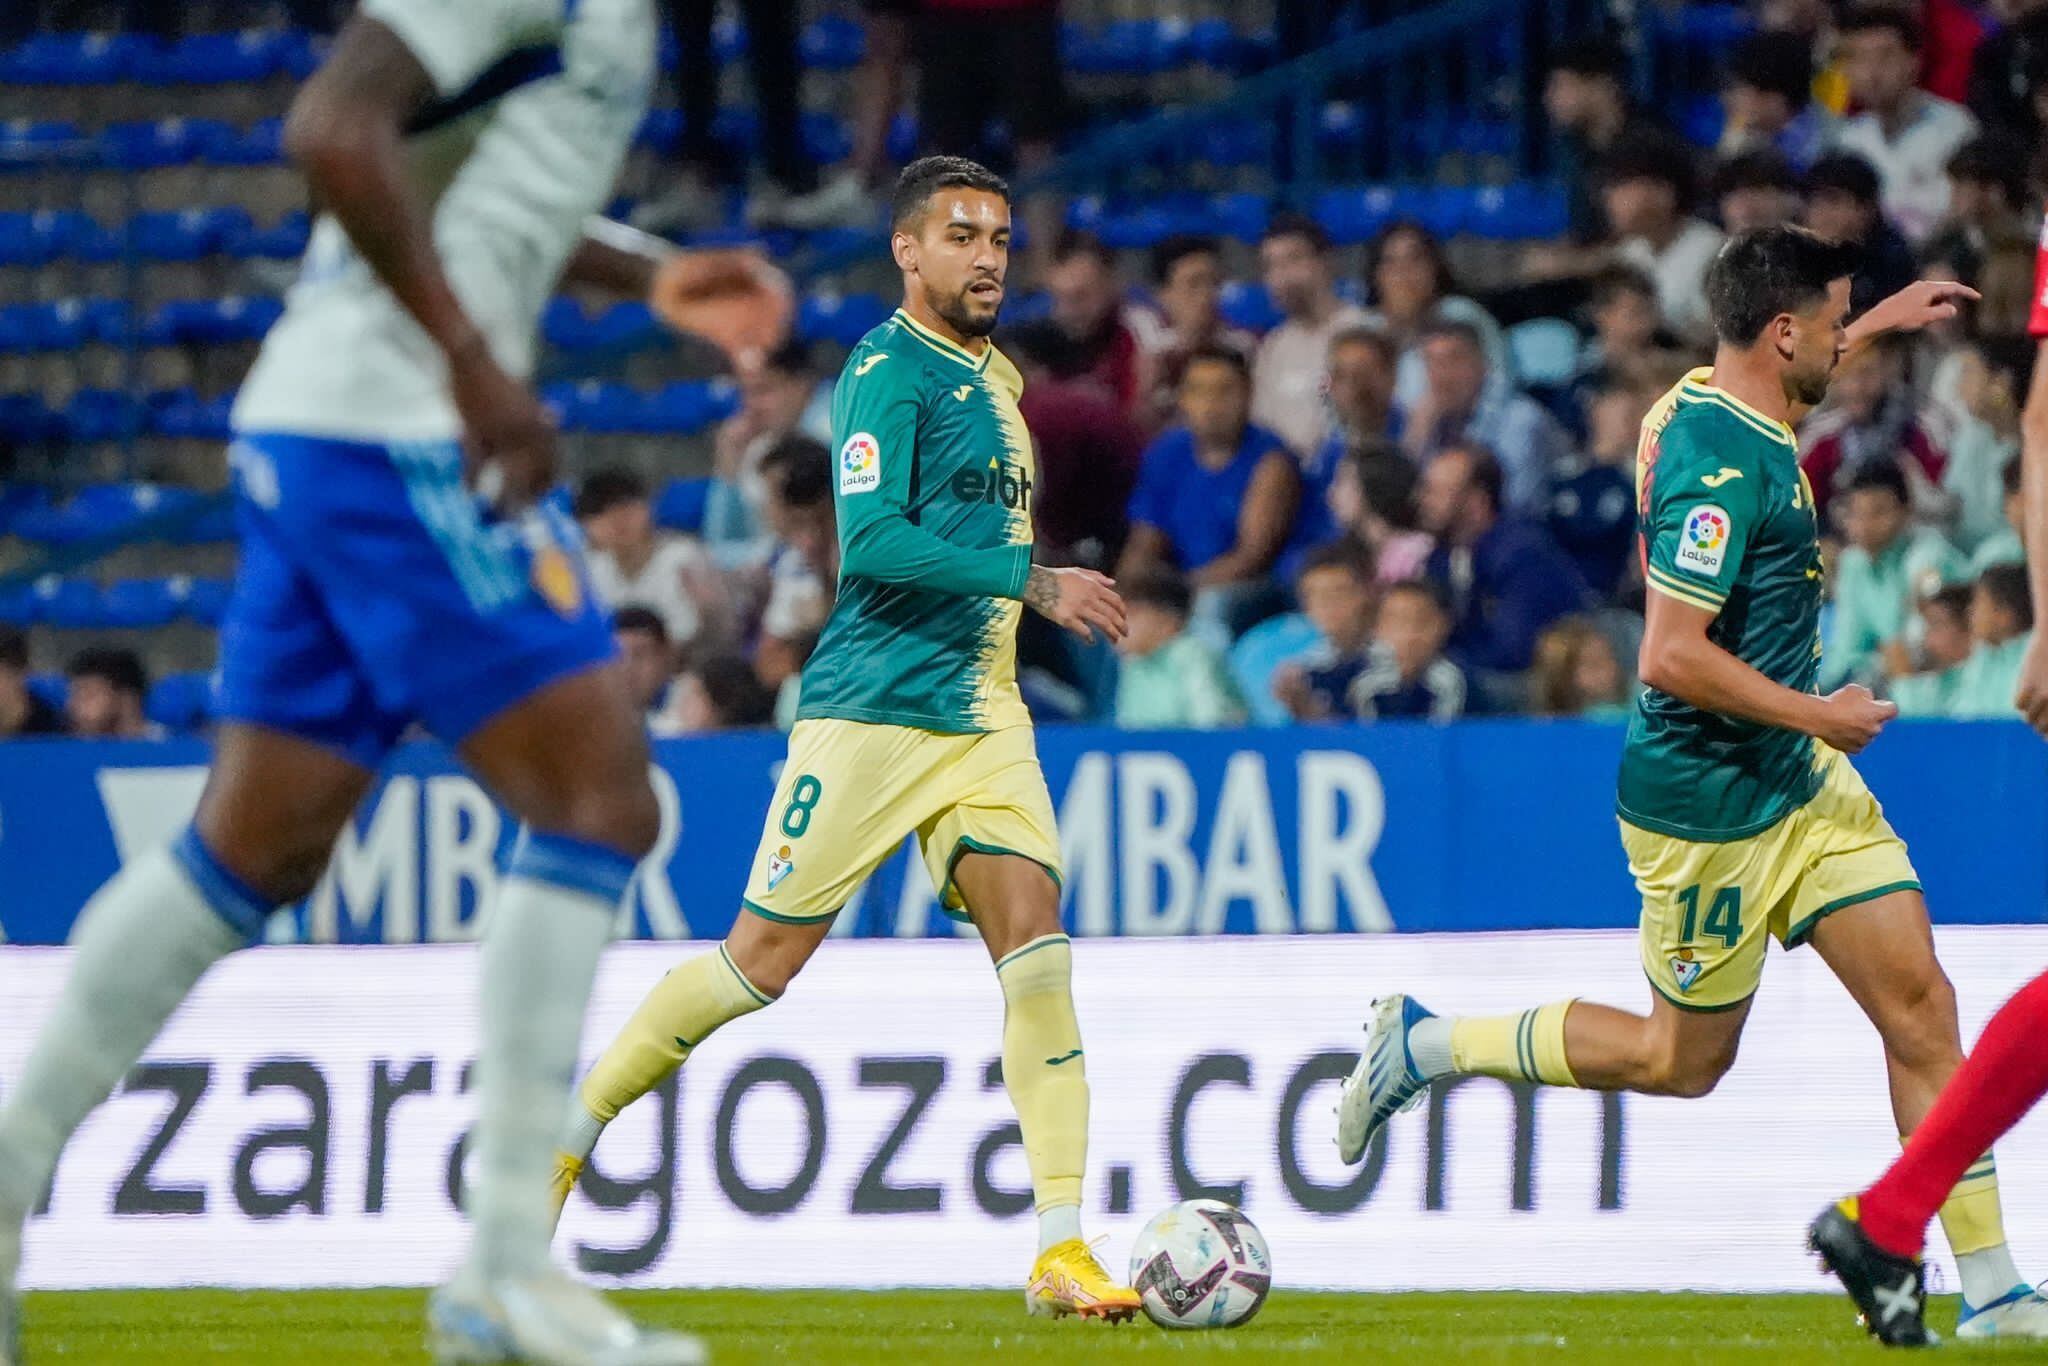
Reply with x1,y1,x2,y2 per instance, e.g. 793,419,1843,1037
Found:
890,155,1010,232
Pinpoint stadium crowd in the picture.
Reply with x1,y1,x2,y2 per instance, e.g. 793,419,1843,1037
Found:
552,3,2041,738
1,0,2043,739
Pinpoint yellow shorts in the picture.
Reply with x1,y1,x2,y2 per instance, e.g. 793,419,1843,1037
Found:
741,718,1062,924
1622,745,1920,1013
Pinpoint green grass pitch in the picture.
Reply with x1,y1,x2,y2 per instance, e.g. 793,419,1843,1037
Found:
16,1288,2035,1363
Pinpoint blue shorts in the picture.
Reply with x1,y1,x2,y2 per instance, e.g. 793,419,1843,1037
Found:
215,431,616,768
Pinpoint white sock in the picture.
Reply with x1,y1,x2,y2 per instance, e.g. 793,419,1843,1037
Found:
1037,1202,1083,1253
562,1095,605,1163
0,840,252,1230
1957,1244,2025,1307
467,832,630,1279
1406,1016,1456,1079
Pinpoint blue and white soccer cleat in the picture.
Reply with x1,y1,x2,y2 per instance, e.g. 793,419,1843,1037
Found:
1334,994,1437,1164
429,1267,706,1366
1956,1285,2048,1340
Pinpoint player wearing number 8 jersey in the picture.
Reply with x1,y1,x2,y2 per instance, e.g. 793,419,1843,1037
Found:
555,156,1140,1322
1338,226,2048,1338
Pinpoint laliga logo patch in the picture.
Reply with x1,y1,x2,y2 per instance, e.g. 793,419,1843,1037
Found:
1675,504,1730,577
766,844,795,890
839,431,880,495
1670,949,1703,993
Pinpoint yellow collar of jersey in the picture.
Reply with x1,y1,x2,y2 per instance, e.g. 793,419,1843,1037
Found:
895,309,992,372
1677,367,1796,449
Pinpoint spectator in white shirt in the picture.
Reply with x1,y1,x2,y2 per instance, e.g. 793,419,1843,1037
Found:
1361,219,1509,414
1600,133,1726,347
1403,319,1573,516
704,339,833,570
1251,212,1369,457
1835,4,1979,246
576,468,729,653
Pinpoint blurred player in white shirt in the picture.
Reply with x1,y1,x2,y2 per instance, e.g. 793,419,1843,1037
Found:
0,2,787,1363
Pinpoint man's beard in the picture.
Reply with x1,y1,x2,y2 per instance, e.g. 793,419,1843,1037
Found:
936,285,1000,339
1789,364,1832,407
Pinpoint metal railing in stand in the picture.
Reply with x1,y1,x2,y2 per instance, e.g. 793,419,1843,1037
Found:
784,0,1604,282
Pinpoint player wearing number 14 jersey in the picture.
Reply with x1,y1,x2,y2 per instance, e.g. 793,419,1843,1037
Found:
551,157,1140,1321
1339,226,2048,1338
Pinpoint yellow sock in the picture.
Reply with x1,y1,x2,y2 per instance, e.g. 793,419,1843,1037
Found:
1934,1150,2007,1258
1449,1001,1580,1087
578,944,771,1125
996,934,1087,1213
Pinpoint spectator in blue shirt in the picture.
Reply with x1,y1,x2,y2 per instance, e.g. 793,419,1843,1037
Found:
1402,319,1572,516
1271,541,1379,722
1548,378,1642,602
1420,441,1593,679
1298,325,1403,552
1118,346,1303,637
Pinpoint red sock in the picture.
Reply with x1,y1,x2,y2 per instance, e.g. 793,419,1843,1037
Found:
1860,967,2048,1258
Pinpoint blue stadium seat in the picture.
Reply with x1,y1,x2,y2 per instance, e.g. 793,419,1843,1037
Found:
152,295,284,345
147,671,212,731
887,113,919,165
551,381,643,434
151,30,287,85
198,116,284,166
180,499,237,546
179,577,234,625
0,483,49,536
1507,317,1584,389
800,112,852,166
0,31,135,85
796,291,890,348
1218,280,1281,333
275,30,326,80
1313,186,1398,246
587,301,661,350
128,208,240,263
0,395,57,444
63,390,146,445
541,296,593,351
0,212,55,267
148,387,235,442
799,15,864,71
25,673,63,711
33,577,103,629
0,582,37,627
97,578,182,629
634,108,684,156
97,118,200,171
0,119,85,172
235,210,309,259
1209,192,1270,243
654,476,713,533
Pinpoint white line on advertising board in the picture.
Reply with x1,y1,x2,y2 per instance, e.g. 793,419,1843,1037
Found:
7,930,2048,1292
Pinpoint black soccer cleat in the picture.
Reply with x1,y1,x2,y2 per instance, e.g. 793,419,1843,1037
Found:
1809,1199,1935,1348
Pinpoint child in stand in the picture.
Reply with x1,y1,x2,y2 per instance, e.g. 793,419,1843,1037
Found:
1114,570,1247,729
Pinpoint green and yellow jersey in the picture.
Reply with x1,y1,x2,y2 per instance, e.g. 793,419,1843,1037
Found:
796,309,1037,733
1618,368,1826,842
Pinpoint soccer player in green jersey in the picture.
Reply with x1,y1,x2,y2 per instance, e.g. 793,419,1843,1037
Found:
1337,226,2048,1336
551,157,1140,1320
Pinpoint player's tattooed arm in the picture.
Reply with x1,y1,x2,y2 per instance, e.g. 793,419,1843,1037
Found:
1025,565,1127,644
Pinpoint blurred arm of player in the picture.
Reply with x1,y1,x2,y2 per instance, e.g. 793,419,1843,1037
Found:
1640,591,1894,755
565,218,793,369
283,14,555,499
1840,280,1982,363
2013,228,2048,735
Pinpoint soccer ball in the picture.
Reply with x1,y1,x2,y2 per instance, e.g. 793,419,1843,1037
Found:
1126,1199,1272,1329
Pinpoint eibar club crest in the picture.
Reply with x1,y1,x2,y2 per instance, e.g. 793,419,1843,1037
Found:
765,844,795,891
1670,949,1703,993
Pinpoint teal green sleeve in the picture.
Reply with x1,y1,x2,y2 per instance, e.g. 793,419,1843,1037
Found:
1642,418,1759,613
832,362,1031,600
